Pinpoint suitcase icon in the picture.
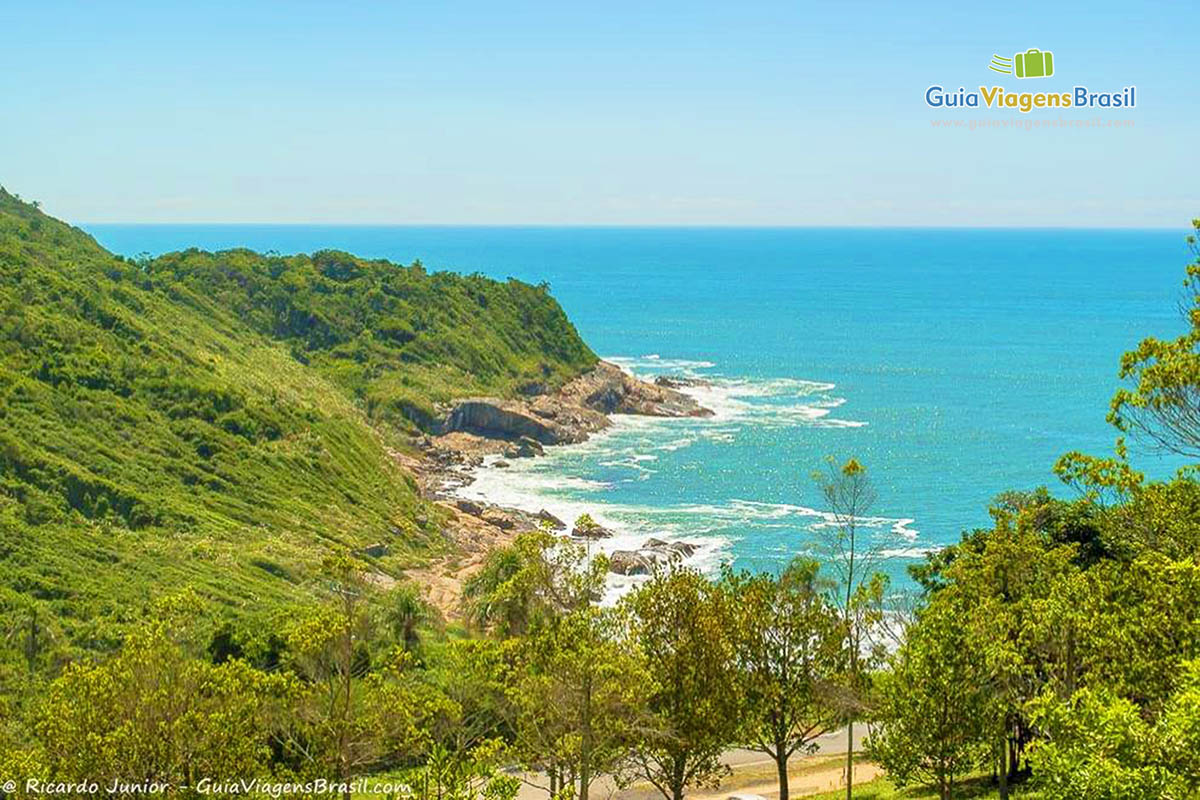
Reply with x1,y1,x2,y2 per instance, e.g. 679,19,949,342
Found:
1014,48,1054,78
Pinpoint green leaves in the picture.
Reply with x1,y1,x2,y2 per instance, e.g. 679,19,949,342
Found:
623,568,741,800
868,599,991,795
1026,683,1197,800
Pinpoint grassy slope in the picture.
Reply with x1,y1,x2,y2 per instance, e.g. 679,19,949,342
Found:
0,189,596,655
148,245,597,429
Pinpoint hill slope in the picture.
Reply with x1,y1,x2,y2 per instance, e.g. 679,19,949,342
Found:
0,189,597,653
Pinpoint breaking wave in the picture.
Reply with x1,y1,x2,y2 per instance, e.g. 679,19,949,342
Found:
451,356,922,599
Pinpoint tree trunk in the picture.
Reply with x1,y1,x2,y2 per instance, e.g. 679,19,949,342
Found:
997,735,1009,800
775,751,790,800
579,673,592,800
845,721,854,800
672,754,686,800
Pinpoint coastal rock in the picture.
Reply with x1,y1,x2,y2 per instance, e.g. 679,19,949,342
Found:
653,375,709,389
642,538,697,560
602,538,701,576
503,436,545,459
609,550,654,576
441,399,566,444
436,362,712,454
455,499,483,516
571,518,614,539
481,508,516,530
564,362,713,419
537,509,567,531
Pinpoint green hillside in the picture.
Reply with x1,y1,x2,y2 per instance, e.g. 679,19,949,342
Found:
0,189,597,654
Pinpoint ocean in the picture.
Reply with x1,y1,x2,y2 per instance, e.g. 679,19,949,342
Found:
86,224,1193,589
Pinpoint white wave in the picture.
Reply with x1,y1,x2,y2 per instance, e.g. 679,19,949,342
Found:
606,355,718,371
879,546,940,559
448,355,920,600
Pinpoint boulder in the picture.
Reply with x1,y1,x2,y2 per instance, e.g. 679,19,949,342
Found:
572,519,614,539
641,539,698,559
442,399,563,444
518,436,545,456
481,509,516,530
537,509,567,531
455,499,483,516
609,550,654,576
504,436,545,459
358,542,389,559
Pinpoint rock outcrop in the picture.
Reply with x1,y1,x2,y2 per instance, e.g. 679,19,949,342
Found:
609,550,654,575
536,509,567,530
442,400,568,444
438,361,712,449
563,362,713,418
571,518,614,539
606,538,702,576
653,375,710,390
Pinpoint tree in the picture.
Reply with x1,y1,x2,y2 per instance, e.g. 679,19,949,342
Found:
723,558,842,800
281,554,421,800
32,594,282,788
868,597,990,799
382,582,438,654
414,636,522,800
514,604,645,800
812,456,894,798
914,503,1089,798
464,530,595,638
1026,661,1200,800
624,568,740,800
1105,219,1200,458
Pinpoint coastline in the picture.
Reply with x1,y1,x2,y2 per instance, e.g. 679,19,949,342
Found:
400,360,714,618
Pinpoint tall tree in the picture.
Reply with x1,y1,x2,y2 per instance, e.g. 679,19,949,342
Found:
624,568,740,800
1105,219,1200,457
868,596,990,800
282,554,420,800
812,456,893,799
514,604,645,800
935,511,1080,798
723,558,842,800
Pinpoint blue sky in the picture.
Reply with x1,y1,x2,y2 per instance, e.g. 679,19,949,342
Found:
1,1,1194,226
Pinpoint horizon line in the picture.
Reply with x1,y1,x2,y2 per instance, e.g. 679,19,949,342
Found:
78,221,1188,231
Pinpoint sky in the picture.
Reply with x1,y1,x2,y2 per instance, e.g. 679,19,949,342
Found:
1,0,1195,226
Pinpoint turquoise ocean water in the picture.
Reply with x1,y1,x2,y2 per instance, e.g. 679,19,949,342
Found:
87,225,1193,589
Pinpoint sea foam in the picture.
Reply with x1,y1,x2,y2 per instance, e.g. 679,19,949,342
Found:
450,355,924,600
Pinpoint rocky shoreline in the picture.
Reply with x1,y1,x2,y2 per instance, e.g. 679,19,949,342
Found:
398,361,712,617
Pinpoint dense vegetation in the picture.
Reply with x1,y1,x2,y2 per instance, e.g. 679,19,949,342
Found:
0,188,595,684
2,194,1199,800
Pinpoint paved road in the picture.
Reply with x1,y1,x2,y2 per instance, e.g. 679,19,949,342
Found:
515,727,871,800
